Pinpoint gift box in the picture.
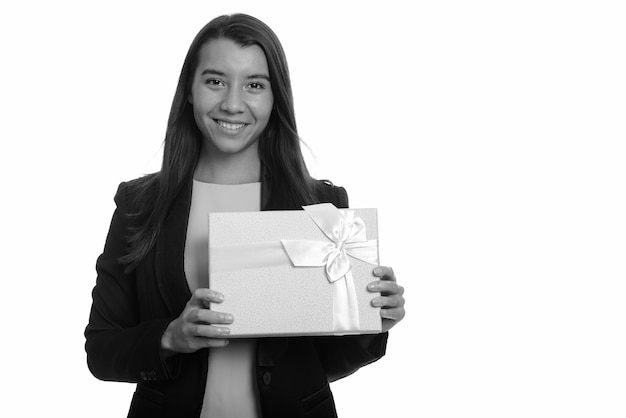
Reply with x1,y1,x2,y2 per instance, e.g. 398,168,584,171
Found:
208,203,382,337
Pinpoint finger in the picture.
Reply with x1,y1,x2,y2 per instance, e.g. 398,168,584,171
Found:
187,336,230,350
190,323,231,339
371,294,405,308
204,338,230,348
380,307,406,322
190,288,225,307
190,308,234,325
367,281,404,296
373,266,396,281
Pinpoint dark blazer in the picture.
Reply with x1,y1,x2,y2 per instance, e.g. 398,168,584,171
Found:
85,175,388,418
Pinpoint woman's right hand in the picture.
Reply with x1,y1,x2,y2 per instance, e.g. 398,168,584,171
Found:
160,288,233,358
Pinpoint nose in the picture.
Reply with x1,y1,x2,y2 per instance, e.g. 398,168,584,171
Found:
220,87,245,113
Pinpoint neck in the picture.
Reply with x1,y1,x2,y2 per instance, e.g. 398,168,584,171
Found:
194,145,261,185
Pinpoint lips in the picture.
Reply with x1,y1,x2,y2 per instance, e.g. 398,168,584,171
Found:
215,119,248,131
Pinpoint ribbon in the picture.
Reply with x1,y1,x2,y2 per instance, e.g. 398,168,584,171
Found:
209,203,378,333
281,204,378,332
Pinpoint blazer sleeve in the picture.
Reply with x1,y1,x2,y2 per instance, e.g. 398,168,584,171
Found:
312,183,389,382
84,183,178,383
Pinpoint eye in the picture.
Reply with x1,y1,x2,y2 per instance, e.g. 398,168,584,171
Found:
204,78,224,87
247,82,266,90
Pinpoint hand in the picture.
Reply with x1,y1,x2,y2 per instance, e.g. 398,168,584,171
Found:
368,266,405,332
160,288,233,358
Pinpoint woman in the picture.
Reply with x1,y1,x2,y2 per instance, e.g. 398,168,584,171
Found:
85,13,405,418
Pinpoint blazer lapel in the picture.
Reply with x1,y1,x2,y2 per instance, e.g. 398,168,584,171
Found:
155,178,194,316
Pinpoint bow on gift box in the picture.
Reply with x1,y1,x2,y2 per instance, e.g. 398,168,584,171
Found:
282,204,379,332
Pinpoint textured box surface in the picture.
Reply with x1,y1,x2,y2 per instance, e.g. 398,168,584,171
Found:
208,207,381,337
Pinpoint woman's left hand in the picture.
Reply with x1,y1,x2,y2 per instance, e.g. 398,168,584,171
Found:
368,266,406,332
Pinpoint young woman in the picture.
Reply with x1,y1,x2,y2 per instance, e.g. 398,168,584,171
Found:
85,13,405,418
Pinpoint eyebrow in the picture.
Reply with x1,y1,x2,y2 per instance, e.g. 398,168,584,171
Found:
200,68,271,82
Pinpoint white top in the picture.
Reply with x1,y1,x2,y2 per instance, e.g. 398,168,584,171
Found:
184,180,262,418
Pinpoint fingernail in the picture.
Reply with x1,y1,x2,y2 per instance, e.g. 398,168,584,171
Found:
215,293,224,302
219,327,230,335
373,267,382,275
223,314,234,322
371,299,382,307
368,283,379,291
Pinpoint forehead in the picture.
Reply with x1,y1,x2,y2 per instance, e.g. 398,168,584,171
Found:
195,38,269,75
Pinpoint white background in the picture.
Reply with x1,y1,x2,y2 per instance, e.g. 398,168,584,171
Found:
1,0,625,417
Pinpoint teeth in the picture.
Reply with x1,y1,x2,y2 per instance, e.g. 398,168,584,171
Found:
217,120,246,130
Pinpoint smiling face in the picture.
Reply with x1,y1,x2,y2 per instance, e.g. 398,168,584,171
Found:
189,38,274,166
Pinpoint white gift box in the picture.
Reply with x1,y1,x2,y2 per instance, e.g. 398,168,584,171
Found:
208,203,382,337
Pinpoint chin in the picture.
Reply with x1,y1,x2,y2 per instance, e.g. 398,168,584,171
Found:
214,139,257,156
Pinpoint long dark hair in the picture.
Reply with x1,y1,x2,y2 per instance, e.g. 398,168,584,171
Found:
120,14,315,271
